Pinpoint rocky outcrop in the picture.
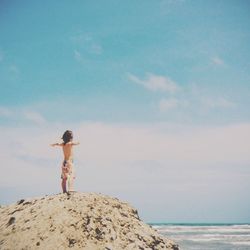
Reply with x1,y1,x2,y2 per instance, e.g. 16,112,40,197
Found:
0,192,179,250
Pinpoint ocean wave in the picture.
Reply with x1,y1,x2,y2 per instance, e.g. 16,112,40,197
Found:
152,224,250,249
153,225,250,234
230,241,250,246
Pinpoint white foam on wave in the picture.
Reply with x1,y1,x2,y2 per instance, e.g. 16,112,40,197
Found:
153,225,250,234
205,227,250,233
230,241,250,246
187,237,223,242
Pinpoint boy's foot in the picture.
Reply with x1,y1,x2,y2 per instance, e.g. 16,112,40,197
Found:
67,190,76,194
66,190,76,196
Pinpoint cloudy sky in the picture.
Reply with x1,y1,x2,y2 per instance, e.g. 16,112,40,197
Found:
0,0,250,223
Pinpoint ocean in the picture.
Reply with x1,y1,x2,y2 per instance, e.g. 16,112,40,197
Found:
151,223,250,250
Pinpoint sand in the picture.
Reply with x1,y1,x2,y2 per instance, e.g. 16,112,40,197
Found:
0,192,179,250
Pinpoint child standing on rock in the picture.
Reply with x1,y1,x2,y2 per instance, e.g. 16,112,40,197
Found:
51,130,80,193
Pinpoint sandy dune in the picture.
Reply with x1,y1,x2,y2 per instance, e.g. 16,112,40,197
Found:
0,192,179,250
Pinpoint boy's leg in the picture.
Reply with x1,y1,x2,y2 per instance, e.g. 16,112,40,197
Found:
67,162,75,192
61,178,67,193
61,162,68,193
68,175,74,192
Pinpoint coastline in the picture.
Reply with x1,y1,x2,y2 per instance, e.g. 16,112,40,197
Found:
151,223,250,250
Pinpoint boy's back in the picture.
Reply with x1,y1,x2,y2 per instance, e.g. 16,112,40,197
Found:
62,142,74,161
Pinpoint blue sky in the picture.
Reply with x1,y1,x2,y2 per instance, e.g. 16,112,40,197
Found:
0,0,250,223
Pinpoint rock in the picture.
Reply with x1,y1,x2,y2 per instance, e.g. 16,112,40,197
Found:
0,192,179,250
7,217,15,226
16,199,25,205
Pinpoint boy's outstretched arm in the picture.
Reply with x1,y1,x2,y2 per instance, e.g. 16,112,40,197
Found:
72,141,80,146
50,143,63,147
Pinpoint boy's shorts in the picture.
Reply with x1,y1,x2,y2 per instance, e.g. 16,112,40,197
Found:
61,160,75,180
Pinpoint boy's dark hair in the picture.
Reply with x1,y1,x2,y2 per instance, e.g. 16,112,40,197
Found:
62,130,73,144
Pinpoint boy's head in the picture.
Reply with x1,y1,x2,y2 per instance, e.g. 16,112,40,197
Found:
62,130,73,144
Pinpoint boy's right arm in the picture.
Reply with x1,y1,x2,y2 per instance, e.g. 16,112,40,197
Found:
50,143,63,147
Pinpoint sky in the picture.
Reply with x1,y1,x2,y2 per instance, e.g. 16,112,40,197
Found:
0,0,250,223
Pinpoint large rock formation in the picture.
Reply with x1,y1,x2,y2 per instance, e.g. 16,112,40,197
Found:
0,192,179,250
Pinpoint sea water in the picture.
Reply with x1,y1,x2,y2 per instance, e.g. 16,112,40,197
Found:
151,223,250,250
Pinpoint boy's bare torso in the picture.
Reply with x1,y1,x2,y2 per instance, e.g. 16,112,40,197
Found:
50,141,79,161
63,143,74,161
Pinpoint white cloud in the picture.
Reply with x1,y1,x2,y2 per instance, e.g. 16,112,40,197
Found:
9,64,20,74
91,44,103,54
159,98,178,111
211,56,225,66
202,97,236,109
0,106,12,117
128,73,180,93
23,111,46,125
70,32,92,43
159,98,189,112
71,32,103,56
7,64,21,80
60,122,250,166
1,121,250,222
74,46,102,62
1,121,250,187
74,49,83,62
0,105,47,125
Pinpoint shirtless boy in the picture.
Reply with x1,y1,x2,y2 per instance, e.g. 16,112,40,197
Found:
51,130,80,193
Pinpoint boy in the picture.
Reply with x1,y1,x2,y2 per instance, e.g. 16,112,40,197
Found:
51,130,80,193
